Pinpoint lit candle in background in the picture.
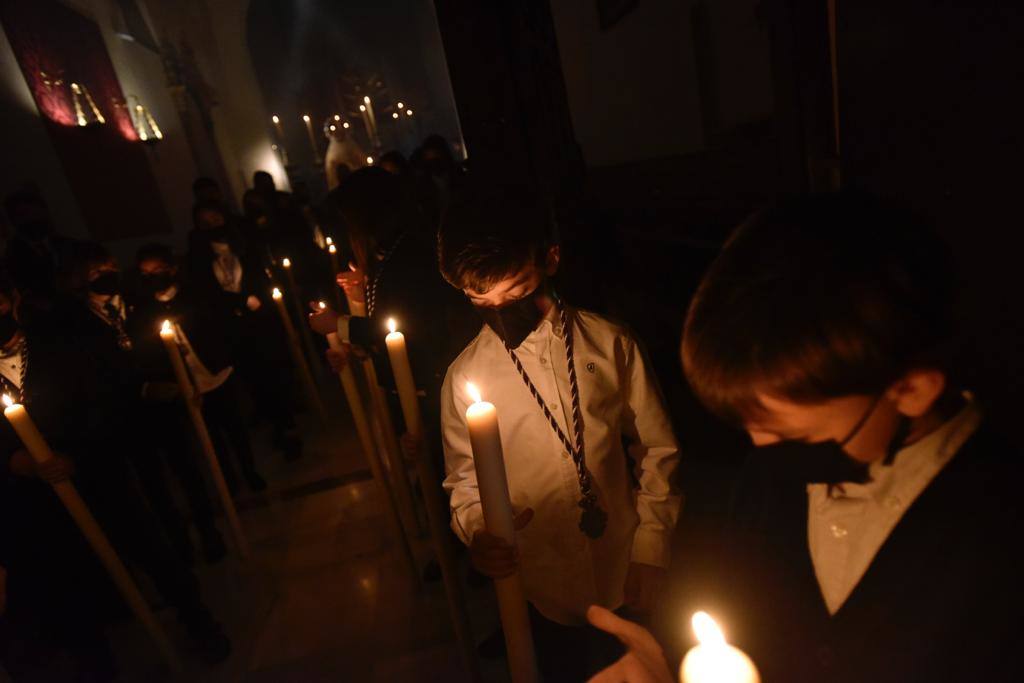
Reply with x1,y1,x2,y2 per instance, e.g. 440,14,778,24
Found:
465,383,539,683
343,121,350,129
271,289,326,422
363,95,378,142
359,103,374,144
366,156,374,166
385,318,421,437
397,101,405,110
2,394,181,669
270,115,289,166
159,321,250,559
328,243,340,273
680,612,760,683
302,114,320,160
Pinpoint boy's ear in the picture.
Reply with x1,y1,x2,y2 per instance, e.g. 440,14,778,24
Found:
544,245,561,276
886,369,947,418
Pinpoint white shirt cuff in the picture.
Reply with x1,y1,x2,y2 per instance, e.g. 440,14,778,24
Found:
450,503,485,547
336,315,352,343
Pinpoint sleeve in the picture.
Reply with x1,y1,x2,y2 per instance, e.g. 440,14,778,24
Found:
440,366,485,545
619,333,683,568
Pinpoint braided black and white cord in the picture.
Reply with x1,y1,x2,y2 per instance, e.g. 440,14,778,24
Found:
504,300,606,538
365,232,407,318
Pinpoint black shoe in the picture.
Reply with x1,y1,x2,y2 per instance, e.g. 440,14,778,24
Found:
199,527,228,564
477,626,506,660
182,608,232,666
243,469,267,492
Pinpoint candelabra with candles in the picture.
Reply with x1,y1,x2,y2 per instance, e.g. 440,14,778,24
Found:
130,96,163,143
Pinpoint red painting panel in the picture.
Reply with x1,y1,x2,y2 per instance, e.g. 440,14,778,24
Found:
0,0,171,240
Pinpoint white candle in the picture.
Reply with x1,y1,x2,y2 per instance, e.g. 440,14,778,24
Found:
465,383,538,683
302,114,320,160
2,394,182,669
680,612,760,683
328,244,340,274
271,289,327,422
385,318,422,437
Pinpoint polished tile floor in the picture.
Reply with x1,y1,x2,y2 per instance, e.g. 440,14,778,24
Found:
82,386,507,682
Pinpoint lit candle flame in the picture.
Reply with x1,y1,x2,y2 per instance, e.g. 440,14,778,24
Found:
272,287,282,300
2,394,13,408
342,122,350,129
160,319,173,335
692,611,726,647
318,301,327,310
325,236,334,245
366,156,374,165
466,382,482,404
406,109,413,116
272,114,280,124
392,112,399,119
359,104,366,112
397,102,404,109
282,257,291,268
328,244,337,254
302,114,311,122
334,114,341,121
363,96,371,104
329,124,336,131
387,318,397,334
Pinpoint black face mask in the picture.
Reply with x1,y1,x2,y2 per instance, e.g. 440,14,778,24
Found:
477,282,547,349
750,396,911,486
0,313,19,347
88,272,121,296
141,272,175,296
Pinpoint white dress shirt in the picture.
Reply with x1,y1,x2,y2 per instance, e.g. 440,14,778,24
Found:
441,306,681,625
808,399,982,615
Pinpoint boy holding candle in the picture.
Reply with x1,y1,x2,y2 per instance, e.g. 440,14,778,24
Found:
0,272,232,674
437,187,682,681
587,192,1024,682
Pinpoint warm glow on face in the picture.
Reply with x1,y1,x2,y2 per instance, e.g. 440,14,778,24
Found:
282,257,291,268
272,287,282,300
387,318,397,334
466,382,482,404
160,319,173,335
2,394,13,408
328,244,337,254
692,612,726,646
302,114,311,122
272,115,280,124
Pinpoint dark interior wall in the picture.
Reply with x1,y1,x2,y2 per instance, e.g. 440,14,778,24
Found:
838,2,1024,418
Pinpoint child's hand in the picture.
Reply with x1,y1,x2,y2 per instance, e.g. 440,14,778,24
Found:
469,508,533,578
308,302,339,336
336,262,365,303
585,606,673,683
35,453,75,484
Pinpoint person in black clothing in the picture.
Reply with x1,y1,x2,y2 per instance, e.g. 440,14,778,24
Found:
193,176,224,205
129,244,267,493
0,273,231,678
587,193,1023,682
2,188,75,327
62,242,227,564
186,209,304,460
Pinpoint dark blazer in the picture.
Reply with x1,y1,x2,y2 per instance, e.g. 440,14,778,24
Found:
127,289,235,385
697,422,1023,683
348,230,476,397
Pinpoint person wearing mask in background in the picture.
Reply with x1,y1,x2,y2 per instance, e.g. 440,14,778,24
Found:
435,186,681,682
62,242,227,565
0,271,231,678
187,208,304,461
129,243,267,493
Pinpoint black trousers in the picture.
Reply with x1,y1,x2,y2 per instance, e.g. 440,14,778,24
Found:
201,374,258,486
232,308,298,437
528,603,626,683
131,401,219,549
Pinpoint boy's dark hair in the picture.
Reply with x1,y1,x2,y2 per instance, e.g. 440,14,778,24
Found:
63,241,114,294
438,185,554,293
681,191,958,425
135,243,174,267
